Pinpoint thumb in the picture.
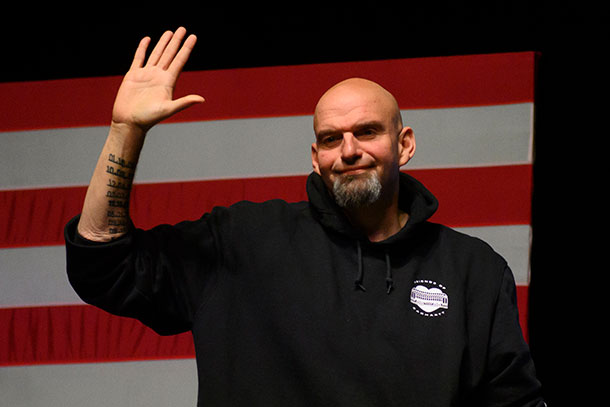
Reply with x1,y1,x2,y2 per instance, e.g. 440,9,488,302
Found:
167,94,205,116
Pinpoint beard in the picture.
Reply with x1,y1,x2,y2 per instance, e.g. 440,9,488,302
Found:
332,171,382,209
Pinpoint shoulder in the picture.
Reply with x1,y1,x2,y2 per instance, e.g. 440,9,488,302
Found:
208,199,312,231
418,222,509,283
228,199,308,212
430,223,505,260
220,199,310,219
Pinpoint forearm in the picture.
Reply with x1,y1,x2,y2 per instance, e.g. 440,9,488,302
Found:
77,122,145,241
76,27,202,242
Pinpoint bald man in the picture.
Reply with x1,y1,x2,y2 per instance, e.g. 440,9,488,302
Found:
312,78,415,242
66,29,545,406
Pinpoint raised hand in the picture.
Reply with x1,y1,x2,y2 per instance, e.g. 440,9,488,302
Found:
111,27,205,134
77,27,205,241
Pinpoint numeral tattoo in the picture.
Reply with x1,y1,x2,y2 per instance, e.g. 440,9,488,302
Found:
106,153,135,234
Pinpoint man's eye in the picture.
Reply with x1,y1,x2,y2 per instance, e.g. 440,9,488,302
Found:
320,135,342,148
356,128,377,139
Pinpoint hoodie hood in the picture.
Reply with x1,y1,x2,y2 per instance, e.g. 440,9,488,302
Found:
306,171,439,293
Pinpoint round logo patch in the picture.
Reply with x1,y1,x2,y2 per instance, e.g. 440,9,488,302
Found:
410,280,449,317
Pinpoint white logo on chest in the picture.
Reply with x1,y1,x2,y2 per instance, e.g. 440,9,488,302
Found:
410,280,449,317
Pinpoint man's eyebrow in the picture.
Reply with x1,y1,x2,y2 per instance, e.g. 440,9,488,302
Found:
353,121,385,131
315,128,340,140
315,121,386,139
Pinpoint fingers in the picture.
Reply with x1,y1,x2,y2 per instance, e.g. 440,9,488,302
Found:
157,27,188,69
129,27,197,77
145,30,174,67
167,33,198,75
130,36,151,70
142,27,193,71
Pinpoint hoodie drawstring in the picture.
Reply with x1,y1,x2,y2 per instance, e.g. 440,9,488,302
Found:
354,241,394,294
385,251,394,294
355,241,366,292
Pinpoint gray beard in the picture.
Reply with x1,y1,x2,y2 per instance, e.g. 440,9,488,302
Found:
332,172,382,208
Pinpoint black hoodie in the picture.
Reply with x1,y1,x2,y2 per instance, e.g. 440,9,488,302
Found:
65,172,544,406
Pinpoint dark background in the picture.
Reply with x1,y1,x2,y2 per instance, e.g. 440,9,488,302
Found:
3,4,603,404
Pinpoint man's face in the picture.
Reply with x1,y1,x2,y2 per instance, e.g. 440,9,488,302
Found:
311,79,414,208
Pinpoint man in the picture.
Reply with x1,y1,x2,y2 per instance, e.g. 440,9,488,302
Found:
312,76,414,245
65,27,545,406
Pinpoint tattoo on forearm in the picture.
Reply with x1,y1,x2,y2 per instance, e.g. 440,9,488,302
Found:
107,179,131,190
105,153,135,234
106,165,133,180
108,153,135,169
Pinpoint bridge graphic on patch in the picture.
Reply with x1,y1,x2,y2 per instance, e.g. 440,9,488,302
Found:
410,282,449,316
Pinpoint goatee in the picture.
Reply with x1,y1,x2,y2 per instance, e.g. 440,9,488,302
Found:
332,172,382,208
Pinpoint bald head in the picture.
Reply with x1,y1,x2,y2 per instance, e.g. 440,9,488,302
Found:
314,78,403,134
310,77,416,226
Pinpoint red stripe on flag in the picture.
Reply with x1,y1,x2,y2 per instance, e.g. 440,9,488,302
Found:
0,52,535,132
0,285,530,366
0,165,531,249
415,164,533,228
0,304,194,366
0,186,87,249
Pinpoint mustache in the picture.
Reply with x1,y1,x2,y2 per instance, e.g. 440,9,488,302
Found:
333,164,375,174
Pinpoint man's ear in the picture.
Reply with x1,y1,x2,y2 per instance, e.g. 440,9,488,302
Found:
311,142,321,175
397,126,416,167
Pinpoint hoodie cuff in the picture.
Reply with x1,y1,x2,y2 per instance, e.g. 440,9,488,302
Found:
65,215,132,247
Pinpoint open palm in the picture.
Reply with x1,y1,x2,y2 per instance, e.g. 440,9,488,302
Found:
112,27,204,133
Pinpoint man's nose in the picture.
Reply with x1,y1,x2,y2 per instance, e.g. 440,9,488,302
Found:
340,133,361,163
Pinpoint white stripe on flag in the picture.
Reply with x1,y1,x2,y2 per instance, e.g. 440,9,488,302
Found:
0,359,197,407
0,104,532,190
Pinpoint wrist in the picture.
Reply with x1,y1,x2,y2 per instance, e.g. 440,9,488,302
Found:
109,120,147,142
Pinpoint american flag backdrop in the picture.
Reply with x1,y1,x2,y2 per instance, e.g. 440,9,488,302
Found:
1,52,536,405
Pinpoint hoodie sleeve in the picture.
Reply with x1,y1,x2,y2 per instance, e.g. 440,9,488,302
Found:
481,265,545,406
64,214,220,336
